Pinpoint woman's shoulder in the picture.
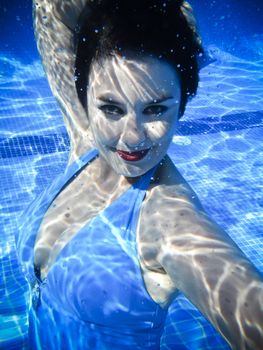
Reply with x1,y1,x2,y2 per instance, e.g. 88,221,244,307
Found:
139,156,206,248
146,156,238,259
137,157,208,304
148,155,204,213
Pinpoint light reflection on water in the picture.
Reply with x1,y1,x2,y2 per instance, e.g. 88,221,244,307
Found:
0,45,262,349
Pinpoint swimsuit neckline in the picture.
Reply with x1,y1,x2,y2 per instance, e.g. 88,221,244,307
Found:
34,148,158,281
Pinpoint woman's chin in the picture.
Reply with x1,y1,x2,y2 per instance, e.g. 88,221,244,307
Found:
111,159,158,178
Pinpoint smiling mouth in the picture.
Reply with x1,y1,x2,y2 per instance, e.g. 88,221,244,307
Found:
116,148,150,161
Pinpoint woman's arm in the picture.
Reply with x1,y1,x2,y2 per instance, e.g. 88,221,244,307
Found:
157,198,263,349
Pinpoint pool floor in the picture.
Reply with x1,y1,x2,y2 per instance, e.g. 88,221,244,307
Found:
0,46,262,349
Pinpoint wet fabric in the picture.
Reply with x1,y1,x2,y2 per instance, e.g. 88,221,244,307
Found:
16,148,167,349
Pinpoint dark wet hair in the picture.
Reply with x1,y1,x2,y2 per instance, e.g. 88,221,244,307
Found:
74,0,203,118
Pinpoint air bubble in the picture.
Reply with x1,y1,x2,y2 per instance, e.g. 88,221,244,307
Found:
75,25,80,33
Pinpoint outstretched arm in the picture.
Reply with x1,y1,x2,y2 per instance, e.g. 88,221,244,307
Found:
158,199,263,349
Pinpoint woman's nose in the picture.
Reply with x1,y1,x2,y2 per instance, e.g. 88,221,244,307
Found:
120,112,146,148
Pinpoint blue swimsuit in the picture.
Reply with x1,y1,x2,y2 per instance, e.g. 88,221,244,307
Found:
17,148,168,349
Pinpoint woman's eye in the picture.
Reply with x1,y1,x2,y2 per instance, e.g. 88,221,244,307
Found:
143,105,168,116
99,104,124,116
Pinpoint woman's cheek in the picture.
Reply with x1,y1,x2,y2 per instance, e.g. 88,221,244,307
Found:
146,120,171,141
92,115,121,144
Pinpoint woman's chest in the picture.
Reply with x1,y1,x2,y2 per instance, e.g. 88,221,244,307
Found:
34,170,177,308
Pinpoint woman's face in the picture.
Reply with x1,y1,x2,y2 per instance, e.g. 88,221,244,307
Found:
87,54,181,177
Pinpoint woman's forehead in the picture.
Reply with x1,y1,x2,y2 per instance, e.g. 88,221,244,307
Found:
88,54,181,102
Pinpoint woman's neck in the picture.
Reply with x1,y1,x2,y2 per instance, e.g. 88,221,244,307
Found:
93,154,141,189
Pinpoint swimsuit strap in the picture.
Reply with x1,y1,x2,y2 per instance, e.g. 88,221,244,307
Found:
52,148,99,204
37,147,100,233
18,147,160,283
101,162,158,244
17,148,99,279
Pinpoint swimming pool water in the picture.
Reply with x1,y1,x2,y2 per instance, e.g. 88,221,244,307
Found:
1,1,263,349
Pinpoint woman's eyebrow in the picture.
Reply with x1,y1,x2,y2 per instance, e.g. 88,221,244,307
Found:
147,96,174,104
97,95,123,105
97,95,175,105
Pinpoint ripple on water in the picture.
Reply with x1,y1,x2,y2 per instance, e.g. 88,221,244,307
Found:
0,45,263,349
225,138,251,152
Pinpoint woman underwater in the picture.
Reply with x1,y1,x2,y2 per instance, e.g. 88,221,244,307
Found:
16,0,263,349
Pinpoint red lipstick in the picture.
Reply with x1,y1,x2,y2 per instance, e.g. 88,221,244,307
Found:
117,149,150,161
